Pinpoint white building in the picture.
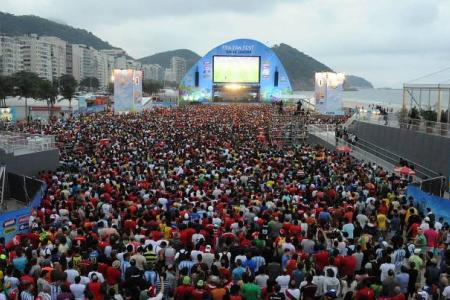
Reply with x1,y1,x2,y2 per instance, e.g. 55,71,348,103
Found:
18,34,52,81
41,36,67,80
67,44,84,82
142,64,163,81
94,51,109,88
170,56,186,83
0,35,22,76
164,68,176,83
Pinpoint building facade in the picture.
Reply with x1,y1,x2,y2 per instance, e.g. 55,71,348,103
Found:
170,56,186,83
0,35,22,76
41,36,67,80
18,34,53,81
142,64,163,81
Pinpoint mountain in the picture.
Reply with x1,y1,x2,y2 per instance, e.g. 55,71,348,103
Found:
345,75,374,89
272,43,334,90
1,11,373,89
0,11,116,50
139,43,373,90
138,49,201,70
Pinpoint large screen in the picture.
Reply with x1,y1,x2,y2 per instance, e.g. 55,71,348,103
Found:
213,56,260,83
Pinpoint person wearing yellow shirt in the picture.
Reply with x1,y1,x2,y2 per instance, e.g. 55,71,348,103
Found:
376,213,388,237
405,205,418,225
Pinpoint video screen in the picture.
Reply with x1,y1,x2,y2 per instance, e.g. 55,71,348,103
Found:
213,56,260,83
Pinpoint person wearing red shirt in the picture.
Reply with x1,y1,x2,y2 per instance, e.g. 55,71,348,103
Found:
87,274,104,300
174,277,195,300
424,225,439,250
289,221,302,236
191,280,210,300
105,261,121,291
341,251,357,277
314,249,329,272
354,284,375,300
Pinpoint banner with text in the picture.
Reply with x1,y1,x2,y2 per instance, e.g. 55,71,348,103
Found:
315,72,345,115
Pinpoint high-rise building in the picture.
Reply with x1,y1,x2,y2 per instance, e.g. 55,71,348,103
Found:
0,35,22,76
41,36,67,80
142,64,163,81
68,44,84,82
164,68,176,83
18,34,52,81
170,56,186,83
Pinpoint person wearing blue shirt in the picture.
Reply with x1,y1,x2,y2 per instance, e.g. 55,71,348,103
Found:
232,259,246,282
12,249,27,274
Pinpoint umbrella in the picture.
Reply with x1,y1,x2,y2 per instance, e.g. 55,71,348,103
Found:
394,166,416,176
336,145,352,153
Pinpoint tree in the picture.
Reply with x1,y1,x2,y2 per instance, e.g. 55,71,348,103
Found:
143,79,163,95
12,71,42,121
107,82,114,95
0,75,13,107
38,79,58,119
79,77,99,91
59,74,77,108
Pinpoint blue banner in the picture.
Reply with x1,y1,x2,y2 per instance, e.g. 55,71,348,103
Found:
0,182,46,242
407,185,450,223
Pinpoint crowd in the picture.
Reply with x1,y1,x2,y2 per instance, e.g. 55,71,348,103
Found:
0,104,449,300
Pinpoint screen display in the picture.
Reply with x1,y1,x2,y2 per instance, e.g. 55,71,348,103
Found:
213,56,260,83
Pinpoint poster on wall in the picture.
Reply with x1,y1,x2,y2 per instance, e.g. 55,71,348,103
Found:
315,72,345,115
0,107,16,123
113,69,142,112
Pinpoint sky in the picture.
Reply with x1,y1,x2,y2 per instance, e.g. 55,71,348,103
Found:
2,0,450,88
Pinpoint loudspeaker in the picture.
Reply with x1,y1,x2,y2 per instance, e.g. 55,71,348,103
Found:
195,71,199,87
274,70,279,87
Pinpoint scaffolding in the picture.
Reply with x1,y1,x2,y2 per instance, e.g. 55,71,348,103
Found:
269,110,309,146
403,84,450,123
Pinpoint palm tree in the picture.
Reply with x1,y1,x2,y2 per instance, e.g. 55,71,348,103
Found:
11,71,42,122
38,79,58,120
58,74,78,109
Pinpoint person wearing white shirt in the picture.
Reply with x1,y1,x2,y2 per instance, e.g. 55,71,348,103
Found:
379,262,396,282
70,276,86,300
87,271,104,283
276,273,291,293
64,262,79,284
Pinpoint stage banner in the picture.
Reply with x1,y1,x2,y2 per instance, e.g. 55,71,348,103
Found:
113,69,142,112
315,72,345,115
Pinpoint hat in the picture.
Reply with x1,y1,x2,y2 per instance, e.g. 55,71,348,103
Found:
112,260,120,268
364,262,373,269
414,248,421,254
197,280,204,287
183,276,191,285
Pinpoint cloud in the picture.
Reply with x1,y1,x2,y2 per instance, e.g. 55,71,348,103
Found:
1,0,449,87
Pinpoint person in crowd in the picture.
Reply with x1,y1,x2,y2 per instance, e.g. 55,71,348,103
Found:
0,104,442,300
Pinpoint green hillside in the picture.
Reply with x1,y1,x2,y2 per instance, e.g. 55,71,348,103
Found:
0,11,116,50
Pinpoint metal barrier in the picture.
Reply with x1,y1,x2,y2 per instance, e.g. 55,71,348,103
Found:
355,113,450,138
0,131,57,155
309,124,396,172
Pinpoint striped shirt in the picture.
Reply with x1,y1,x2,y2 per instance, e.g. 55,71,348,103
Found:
144,251,158,265
251,256,266,273
20,291,34,300
50,284,61,300
178,260,194,275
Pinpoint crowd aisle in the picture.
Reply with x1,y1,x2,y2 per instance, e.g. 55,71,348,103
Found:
0,104,449,300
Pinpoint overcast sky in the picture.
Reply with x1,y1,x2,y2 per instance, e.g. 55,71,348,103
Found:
2,0,450,88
